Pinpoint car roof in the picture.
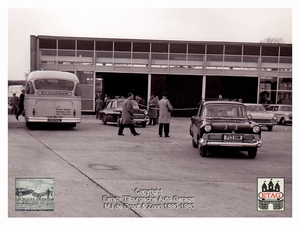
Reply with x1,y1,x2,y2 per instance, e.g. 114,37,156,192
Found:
244,103,263,106
268,104,292,107
202,100,244,106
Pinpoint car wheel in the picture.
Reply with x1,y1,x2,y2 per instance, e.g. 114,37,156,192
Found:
267,126,273,131
102,115,107,124
141,122,146,127
281,118,286,125
199,145,207,157
248,148,257,159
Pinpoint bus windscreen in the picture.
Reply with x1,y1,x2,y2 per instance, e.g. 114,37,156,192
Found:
34,79,74,91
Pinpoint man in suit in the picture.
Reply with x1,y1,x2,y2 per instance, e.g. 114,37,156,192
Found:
118,92,140,136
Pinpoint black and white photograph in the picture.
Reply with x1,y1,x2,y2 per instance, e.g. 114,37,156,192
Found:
3,1,298,225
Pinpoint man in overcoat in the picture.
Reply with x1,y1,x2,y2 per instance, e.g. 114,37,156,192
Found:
118,92,140,136
148,93,158,125
158,92,173,137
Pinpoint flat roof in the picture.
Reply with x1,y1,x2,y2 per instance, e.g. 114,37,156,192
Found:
32,35,292,47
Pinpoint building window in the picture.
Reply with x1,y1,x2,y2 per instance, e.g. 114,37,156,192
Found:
58,39,75,49
39,38,56,49
96,41,113,51
77,40,94,50
114,42,131,52
151,43,168,53
207,45,223,54
259,77,277,104
133,42,150,52
243,46,260,55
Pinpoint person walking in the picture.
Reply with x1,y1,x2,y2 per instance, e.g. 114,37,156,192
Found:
118,92,140,136
148,93,158,125
15,90,25,121
10,93,19,115
95,96,103,119
158,92,173,137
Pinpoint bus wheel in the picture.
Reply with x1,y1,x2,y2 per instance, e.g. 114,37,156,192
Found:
26,122,33,129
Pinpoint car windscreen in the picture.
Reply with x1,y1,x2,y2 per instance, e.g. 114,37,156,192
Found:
246,105,266,112
203,105,247,119
116,100,125,108
34,79,75,91
280,106,292,111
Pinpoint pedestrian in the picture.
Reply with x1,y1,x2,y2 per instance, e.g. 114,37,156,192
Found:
148,93,158,125
158,92,173,137
10,93,19,115
15,90,25,121
118,92,140,136
95,96,103,119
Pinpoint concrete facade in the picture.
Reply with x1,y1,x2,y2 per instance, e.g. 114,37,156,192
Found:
30,35,292,114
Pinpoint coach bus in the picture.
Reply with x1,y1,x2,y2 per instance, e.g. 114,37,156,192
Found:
24,70,81,128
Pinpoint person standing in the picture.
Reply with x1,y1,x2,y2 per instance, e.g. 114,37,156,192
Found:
95,96,103,119
148,93,158,125
15,90,25,121
158,92,173,137
118,92,140,136
10,93,19,115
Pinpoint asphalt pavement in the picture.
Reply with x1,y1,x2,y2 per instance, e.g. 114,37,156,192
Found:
8,114,293,218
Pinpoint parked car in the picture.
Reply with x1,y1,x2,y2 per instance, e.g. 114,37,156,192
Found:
15,188,33,197
99,99,149,127
190,101,263,158
244,103,277,131
266,104,292,125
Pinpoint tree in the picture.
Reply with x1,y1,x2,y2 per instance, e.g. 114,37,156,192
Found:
260,37,283,43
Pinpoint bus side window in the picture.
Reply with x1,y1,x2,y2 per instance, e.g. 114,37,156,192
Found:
25,81,35,94
74,83,81,96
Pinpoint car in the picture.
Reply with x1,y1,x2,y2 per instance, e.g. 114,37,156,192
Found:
190,101,263,158
266,104,292,125
99,99,149,127
15,188,34,197
244,103,277,131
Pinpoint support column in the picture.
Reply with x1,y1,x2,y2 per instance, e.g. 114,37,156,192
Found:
147,74,152,110
202,75,206,101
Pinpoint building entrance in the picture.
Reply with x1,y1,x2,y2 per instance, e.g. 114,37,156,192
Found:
206,76,258,103
97,73,148,102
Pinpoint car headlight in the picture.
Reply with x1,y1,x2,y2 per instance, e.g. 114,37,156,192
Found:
252,125,261,133
204,125,212,132
288,113,292,118
272,115,277,121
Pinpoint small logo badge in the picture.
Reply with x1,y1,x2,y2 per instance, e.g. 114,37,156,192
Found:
257,178,284,211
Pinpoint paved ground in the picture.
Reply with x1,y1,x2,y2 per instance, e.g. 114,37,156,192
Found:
8,114,292,218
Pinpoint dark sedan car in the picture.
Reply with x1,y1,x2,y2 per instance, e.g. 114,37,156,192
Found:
99,99,149,127
190,101,263,158
15,188,34,197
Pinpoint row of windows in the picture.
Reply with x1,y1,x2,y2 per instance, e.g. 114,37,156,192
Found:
39,38,292,56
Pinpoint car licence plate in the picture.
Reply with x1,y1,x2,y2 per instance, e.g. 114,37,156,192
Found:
48,118,62,122
223,134,243,141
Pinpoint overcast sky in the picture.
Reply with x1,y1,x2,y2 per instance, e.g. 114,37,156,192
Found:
5,6,293,80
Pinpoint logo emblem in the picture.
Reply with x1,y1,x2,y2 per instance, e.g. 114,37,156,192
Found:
257,178,284,211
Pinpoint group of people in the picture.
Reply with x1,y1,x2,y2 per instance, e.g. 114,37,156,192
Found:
118,92,173,137
10,90,25,121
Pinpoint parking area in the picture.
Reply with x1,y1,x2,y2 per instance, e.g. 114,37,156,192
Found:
8,114,292,217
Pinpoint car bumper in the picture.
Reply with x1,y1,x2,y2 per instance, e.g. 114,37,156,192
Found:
26,117,81,123
199,133,263,148
134,118,149,123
